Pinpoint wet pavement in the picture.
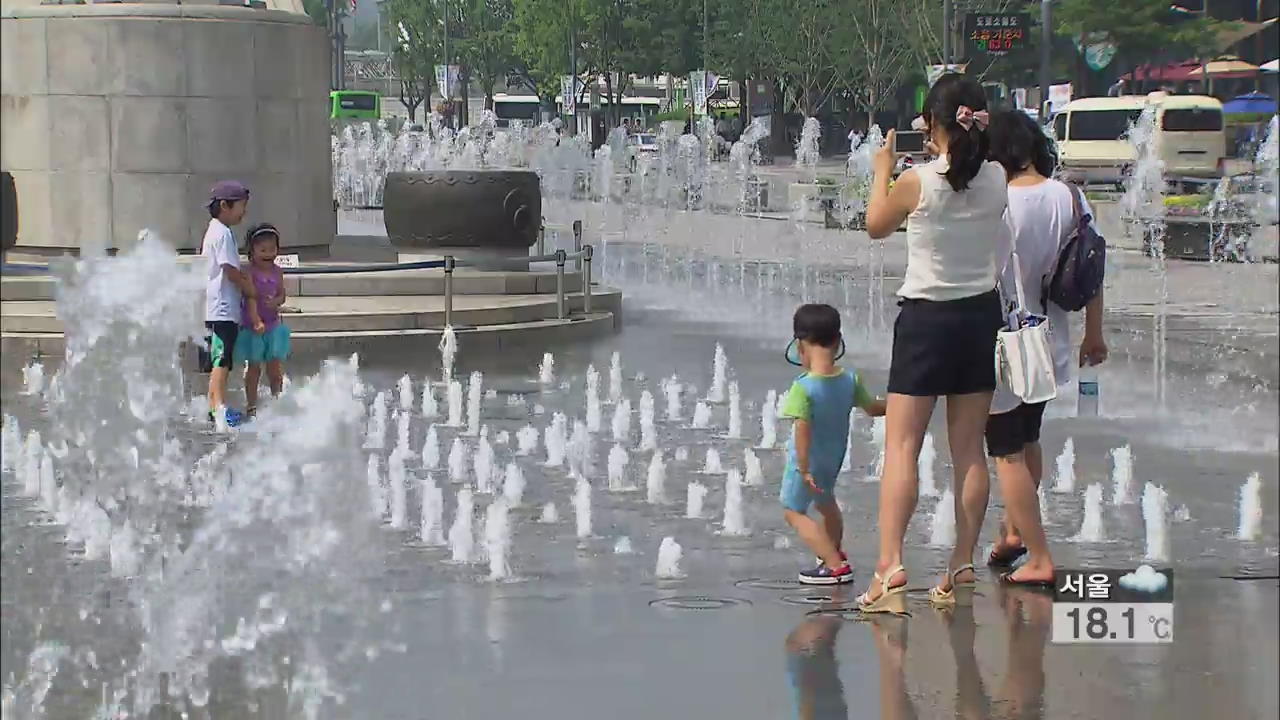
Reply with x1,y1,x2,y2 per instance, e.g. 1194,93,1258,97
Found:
2,226,1278,719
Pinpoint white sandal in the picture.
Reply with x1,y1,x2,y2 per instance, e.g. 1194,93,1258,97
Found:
928,563,976,607
857,564,908,614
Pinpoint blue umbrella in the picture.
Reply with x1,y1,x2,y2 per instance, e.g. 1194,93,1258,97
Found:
1223,92,1277,115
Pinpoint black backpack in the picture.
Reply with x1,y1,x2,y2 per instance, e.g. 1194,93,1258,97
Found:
1043,185,1106,312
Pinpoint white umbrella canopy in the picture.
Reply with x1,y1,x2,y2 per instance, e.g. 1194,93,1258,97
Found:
1262,59,1279,73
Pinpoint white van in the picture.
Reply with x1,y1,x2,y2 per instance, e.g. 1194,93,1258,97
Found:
1053,94,1225,184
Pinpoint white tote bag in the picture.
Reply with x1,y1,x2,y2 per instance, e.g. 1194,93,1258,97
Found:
995,250,1058,404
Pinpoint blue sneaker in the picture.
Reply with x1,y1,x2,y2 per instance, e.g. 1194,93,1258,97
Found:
799,563,854,586
208,408,243,428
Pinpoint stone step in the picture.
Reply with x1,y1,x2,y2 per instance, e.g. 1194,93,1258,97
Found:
1,290,620,334
0,267,584,302
2,312,618,358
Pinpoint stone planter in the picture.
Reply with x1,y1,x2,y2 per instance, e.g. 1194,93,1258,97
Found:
1142,215,1256,262
788,182,840,224
383,170,540,251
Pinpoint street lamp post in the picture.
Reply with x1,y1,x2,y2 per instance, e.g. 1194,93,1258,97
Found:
1039,0,1051,118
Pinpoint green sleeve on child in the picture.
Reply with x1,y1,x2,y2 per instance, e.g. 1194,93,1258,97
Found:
780,381,811,420
853,372,874,410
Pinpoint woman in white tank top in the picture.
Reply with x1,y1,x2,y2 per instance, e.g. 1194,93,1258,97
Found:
856,74,1010,613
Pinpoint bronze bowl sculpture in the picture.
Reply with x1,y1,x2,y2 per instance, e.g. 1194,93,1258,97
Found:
382,170,540,251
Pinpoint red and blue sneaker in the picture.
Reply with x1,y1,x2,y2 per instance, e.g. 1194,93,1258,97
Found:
798,562,854,585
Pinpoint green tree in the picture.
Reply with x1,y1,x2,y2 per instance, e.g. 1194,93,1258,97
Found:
385,0,440,122
512,0,575,110
302,0,329,28
837,0,916,127
1055,0,1223,73
453,0,517,111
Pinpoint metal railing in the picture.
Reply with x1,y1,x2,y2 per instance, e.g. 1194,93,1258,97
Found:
439,245,594,324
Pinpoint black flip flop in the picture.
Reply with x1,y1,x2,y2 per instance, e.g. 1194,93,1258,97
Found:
987,544,1028,567
999,571,1054,589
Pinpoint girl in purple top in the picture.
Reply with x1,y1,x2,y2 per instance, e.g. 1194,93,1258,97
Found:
233,223,291,415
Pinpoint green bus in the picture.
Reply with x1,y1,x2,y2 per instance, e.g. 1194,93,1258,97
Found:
330,90,381,120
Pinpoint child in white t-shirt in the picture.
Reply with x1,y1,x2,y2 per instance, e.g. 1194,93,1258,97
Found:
200,180,260,428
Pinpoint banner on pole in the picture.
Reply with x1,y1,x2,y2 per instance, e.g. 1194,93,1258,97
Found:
561,75,577,115
434,65,460,99
1047,83,1073,114
690,70,709,115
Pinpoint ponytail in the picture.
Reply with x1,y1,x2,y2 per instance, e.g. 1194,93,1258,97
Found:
923,74,990,192
945,125,989,192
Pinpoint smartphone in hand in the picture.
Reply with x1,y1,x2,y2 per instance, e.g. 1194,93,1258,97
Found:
892,130,926,155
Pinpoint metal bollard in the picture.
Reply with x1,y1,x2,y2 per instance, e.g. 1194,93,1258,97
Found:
537,223,546,256
572,220,583,272
582,244,593,314
443,255,456,327
555,250,567,319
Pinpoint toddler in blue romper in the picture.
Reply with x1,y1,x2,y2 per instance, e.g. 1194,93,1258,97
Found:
779,304,886,585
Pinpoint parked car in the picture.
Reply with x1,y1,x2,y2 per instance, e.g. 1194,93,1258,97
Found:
627,133,659,171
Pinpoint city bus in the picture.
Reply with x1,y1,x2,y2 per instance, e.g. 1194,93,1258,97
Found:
330,90,381,120
1054,94,1225,184
493,93,663,129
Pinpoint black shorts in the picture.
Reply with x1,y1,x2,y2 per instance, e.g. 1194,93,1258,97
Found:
887,289,1003,397
199,321,239,372
985,401,1049,457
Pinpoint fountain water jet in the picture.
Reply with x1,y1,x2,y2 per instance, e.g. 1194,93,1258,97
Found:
918,433,939,497
1111,445,1134,505
686,481,708,519
516,424,539,456
743,449,763,487
1072,484,1107,543
446,380,465,428
449,487,476,562
726,382,742,439
691,401,712,429
609,351,624,403
538,352,555,385
448,438,468,484
759,389,778,449
663,376,683,422
1141,482,1169,562
544,412,568,467
707,344,728,403
928,489,955,547
573,477,593,539
585,365,602,433
702,448,723,474
502,463,526,506
607,444,630,491
465,371,484,437
646,452,667,504
422,379,438,418
722,469,748,536
656,537,684,578
612,398,633,443
388,449,408,528
1052,438,1076,493
1238,472,1263,541
485,500,512,580
420,479,445,545
439,326,458,385
637,391,657,451
398,374,414,411
422,424,441,469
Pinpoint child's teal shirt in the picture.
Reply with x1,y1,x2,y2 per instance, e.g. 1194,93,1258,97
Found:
778,368,874,512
